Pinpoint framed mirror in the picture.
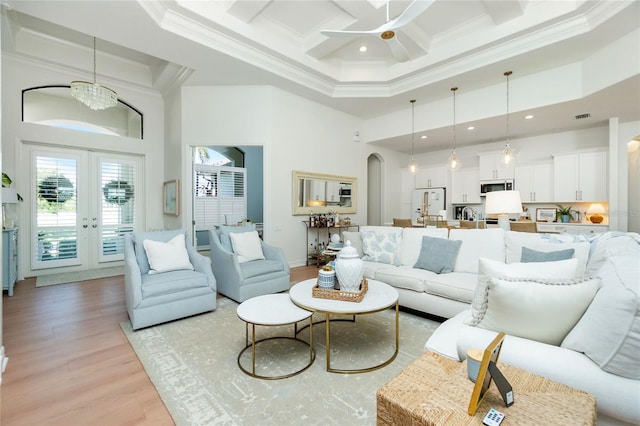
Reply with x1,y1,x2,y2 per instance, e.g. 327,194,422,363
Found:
292,171,357,215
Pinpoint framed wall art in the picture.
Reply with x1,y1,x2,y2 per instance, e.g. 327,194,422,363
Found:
163,179,179,216
536,208,556,222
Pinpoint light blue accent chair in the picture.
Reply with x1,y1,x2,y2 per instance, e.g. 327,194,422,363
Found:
124,229,217,330
209,228,290,303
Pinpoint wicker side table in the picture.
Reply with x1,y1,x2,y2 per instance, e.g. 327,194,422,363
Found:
377,352,596,425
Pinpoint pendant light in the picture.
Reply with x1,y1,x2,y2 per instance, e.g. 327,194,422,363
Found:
408,99,417,174
70,37,118,110
447,87,461,171
499,71,515,166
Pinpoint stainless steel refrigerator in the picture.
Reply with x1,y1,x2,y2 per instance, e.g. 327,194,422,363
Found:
411,187,446,223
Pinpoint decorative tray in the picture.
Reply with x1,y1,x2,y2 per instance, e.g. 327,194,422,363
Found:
312,279,368,303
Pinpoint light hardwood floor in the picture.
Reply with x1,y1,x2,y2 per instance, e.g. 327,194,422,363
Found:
1,266,319,425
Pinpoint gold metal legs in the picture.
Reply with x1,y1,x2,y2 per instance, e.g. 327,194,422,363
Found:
237,316,315,380
325,303,399,374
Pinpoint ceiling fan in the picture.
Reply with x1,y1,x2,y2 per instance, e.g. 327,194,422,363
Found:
321,0,435,62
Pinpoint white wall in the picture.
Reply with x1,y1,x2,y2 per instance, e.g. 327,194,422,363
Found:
178,85,415,266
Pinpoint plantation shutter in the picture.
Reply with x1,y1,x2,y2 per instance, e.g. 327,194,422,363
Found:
99,160,136,260
194,165,246,230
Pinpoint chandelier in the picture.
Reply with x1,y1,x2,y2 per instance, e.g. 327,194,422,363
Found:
70,37,118,110
408,99,417,174
447,87,461,171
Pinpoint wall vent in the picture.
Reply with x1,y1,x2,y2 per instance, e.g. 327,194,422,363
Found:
574,113,591,120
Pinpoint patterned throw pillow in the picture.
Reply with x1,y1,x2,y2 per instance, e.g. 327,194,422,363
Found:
361,230,400,266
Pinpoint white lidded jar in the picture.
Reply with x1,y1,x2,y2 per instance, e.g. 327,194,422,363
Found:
335,240,363,292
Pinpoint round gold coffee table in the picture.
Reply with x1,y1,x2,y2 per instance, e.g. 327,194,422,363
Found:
289,278,399,374
237,293,315,380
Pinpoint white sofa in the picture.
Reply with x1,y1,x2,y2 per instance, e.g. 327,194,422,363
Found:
343,227,640,425
344,226,510,318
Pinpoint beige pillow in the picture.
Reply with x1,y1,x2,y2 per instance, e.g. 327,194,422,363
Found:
476,276,600,346
468,257,579,325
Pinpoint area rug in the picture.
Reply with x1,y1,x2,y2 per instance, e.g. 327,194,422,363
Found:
121,297,441,425
35,266,124,287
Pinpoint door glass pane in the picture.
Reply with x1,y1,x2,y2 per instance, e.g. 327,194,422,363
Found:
35,156,78,264
100,161,135,259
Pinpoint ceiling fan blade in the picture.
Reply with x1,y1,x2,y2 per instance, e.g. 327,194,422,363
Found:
385,36,411,62
321,28,381,38
388,0,436,30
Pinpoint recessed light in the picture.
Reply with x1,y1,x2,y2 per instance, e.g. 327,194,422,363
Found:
467,126,475,130
359,45,367,52
421,135,427,139
525,115,534,119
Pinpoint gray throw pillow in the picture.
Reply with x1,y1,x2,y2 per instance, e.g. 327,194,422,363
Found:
521,246,574,263
219,223,256,252
414,236,462,274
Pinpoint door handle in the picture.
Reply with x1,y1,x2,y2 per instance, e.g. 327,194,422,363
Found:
83,224,88,228
92,224,97,228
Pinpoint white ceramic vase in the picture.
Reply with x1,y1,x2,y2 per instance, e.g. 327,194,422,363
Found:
335,240,363,292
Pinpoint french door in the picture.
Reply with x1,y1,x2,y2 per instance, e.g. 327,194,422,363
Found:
29,146,142,272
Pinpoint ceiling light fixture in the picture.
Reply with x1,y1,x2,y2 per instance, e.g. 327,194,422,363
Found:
499,71,515,166
628,136,640,152
70,36,118,110
447,87,461,171
421,135,427,139
359,45,367,52
525,115,534,120
467,126,475,130
408,99,417,175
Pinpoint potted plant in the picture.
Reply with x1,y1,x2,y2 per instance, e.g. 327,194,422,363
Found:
556,204,577,223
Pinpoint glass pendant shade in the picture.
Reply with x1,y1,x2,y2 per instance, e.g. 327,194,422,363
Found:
448,149,461,171
408,157,417,174
500,142,514,166
70,37,118,110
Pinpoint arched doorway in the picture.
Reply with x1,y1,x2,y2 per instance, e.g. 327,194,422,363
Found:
367,154,383,226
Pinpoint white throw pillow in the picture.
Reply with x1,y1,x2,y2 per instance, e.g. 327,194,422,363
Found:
562,255,640,379
505,232,589,276
476,276,600,346
143,234,193,274
468,257,579,326
230,231,265,263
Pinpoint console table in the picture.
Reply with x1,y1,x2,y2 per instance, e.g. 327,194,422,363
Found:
377,351,596,425
3,228,18,296
303,221,358,266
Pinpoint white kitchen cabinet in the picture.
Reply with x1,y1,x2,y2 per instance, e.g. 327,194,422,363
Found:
479,152,515,180
515,163,553,202
451,168,481,204
416,166,447,188
535,222,608,234
553,151,607,202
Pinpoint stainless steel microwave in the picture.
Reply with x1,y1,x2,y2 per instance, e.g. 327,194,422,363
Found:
480,179,514,196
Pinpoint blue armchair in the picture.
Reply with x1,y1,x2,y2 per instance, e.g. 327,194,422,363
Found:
209,227,290,302
124,229,216,330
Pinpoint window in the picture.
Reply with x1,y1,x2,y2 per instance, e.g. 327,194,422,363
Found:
23,86,143,139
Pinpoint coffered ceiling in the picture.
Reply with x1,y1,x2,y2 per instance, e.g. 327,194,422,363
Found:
2,0,639,153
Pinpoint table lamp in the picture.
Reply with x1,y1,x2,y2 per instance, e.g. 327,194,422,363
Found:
587,203,606,224
2,187,19,229
485,190,523,231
